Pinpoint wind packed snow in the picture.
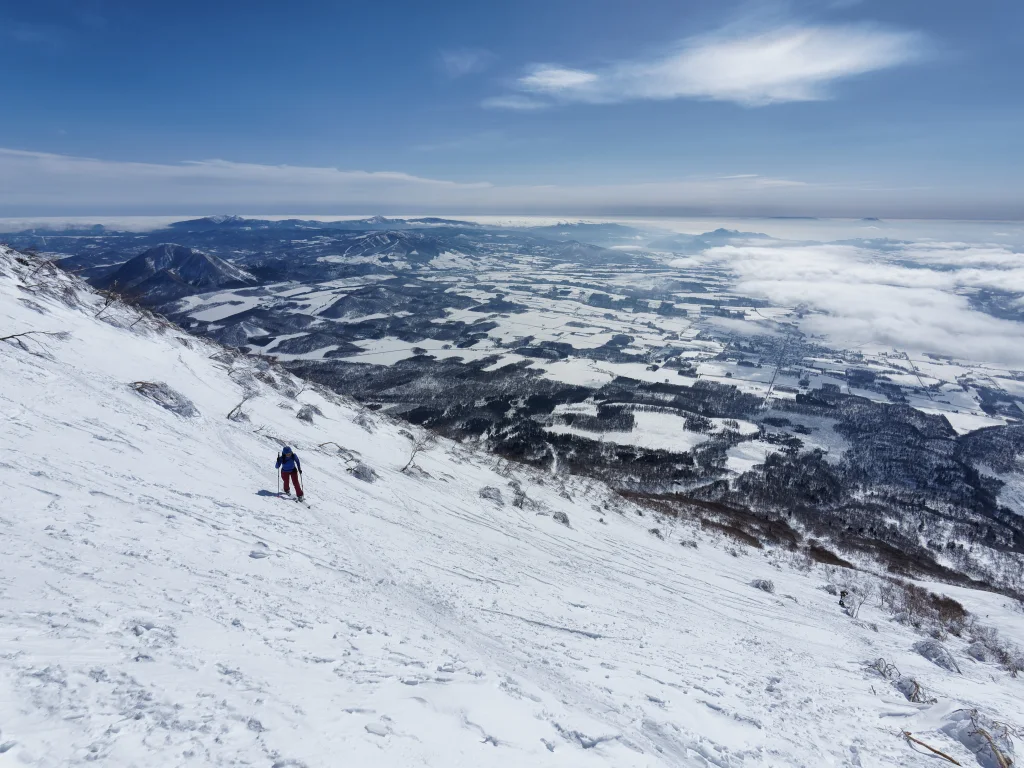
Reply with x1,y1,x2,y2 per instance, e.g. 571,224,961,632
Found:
1,247,1023,767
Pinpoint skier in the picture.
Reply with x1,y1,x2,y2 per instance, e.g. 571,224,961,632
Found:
275,446,304,499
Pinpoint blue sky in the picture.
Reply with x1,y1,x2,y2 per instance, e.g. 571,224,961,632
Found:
1,0,1022,217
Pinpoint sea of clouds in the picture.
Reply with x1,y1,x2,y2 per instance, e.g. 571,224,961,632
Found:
671,239,1024,367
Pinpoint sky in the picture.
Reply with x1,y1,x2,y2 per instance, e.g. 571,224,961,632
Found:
1,0,1022,217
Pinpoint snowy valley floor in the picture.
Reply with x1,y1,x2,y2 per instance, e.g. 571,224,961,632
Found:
1,249,1023,767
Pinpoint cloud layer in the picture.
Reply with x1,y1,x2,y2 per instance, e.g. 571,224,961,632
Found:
2,148,1020,219
672,242,1024,366
494,24,923,108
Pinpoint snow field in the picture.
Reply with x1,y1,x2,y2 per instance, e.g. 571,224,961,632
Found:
1,249,1022,767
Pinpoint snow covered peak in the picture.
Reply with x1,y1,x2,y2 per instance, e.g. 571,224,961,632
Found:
1,246,1021,767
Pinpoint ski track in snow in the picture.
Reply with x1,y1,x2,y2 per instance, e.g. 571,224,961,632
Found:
1,248,1023,767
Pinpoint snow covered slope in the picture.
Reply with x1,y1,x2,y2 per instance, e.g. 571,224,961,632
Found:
1,247,1022,766
97,243,256,304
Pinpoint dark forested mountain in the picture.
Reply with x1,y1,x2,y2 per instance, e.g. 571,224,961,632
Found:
98,243,255,302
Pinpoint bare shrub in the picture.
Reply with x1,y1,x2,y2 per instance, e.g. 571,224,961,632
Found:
348,463,377,483
130,381,199,418
968,625,1024,677
879,578,967,634
913,638,962,674
871,657,935,704
227,394,254,422
1,330,70,355
751,579,776,594
844,586,872,619
967,641,998,663
354,412,376,433
552,510,571,528
402,433,435,473
941,710,1016,768
296,404,323,423
479,486,504,505
508,480,539,511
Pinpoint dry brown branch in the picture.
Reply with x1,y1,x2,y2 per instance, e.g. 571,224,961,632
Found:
901,732,962,766
974,729,1010,768
968,711,1012,768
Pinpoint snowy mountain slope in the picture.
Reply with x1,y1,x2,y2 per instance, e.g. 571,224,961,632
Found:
1,247,1022,767
97,243,256,304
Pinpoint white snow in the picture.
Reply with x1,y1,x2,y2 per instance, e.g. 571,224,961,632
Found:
726,440,780,474
1,247,1023,767
547,411,758,454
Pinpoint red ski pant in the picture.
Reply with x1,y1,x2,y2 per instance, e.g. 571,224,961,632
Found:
281,470,303,496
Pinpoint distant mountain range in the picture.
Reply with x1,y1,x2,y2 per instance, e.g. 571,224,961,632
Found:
647,228,771,252
166,215,483,232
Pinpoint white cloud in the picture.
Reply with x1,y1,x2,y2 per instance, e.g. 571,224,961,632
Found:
519,66,599,92
480,95,548,111
2,147,1021,219
672,242,1024,366
439,48,493,77
0,148,491,212
497,23,923,108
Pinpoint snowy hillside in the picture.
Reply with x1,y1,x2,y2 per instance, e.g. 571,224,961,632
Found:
2,245,1023,767
97,243,256,303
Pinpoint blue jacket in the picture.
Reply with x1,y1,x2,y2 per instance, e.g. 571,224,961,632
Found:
276,452,301,473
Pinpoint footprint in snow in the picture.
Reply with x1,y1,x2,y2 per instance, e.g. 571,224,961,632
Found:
249,550,271,559
365,723,390,737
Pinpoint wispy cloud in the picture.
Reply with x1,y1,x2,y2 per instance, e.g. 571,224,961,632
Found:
480,94,548,111
519,66,598,92
1,148,1019,218
490,23,924,109
438,48,494,77
0,148,491,213
1,20,67,50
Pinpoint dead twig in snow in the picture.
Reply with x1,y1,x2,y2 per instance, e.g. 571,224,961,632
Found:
901,732,962,766
0,330,66,343
227,394,254,420
974,729,1010,768
968,711,1012,768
